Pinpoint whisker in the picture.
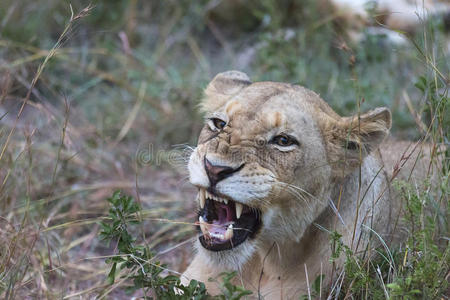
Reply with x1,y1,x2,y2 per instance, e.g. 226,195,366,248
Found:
271,181,310,204
272,178,327,206
328,198,345,225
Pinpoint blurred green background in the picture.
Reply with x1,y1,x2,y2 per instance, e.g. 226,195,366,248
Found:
2,0,448,144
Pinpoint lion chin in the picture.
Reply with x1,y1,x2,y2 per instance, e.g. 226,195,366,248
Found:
180,70,419,299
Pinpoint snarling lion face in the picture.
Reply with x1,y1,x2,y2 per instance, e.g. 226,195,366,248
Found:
188,71,391,268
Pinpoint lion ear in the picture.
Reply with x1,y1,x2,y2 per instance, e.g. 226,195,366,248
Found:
342,107,392,154
325,107,391,177
201,71,251,113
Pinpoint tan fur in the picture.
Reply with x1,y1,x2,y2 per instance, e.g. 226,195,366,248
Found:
181,71,420,298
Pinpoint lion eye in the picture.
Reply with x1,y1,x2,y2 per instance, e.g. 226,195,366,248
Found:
271,134,298,147
211,118,226,130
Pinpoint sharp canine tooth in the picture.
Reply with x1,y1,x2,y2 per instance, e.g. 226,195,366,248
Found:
199,216,209,236
199,189,205,208
224,198,228,204
224,224,233,240
235,203,243,219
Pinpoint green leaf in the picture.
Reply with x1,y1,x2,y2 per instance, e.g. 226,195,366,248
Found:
312,274,325,295
386,283,400,290
107,262,117,285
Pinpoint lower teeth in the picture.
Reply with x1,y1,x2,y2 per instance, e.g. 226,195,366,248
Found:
198,217,234,241
210,233,224,239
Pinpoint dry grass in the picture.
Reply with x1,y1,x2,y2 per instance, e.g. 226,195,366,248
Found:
0,4,201,297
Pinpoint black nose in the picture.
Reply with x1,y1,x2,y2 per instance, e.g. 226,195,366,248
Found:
204,157,244,187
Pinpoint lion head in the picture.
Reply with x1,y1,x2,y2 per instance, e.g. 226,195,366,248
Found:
188,71,391,269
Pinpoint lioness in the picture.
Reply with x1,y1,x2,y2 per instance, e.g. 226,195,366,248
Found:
181,71,423,298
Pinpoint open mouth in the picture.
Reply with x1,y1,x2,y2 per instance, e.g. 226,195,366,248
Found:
196,189,261,251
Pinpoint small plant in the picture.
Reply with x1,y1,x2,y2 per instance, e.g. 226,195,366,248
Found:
99,191,253,299
99,191,207,299
386,180,449,299
208,272,253,299
312,177,449,299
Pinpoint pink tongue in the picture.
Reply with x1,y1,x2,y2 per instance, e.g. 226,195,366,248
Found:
211,203,232,235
